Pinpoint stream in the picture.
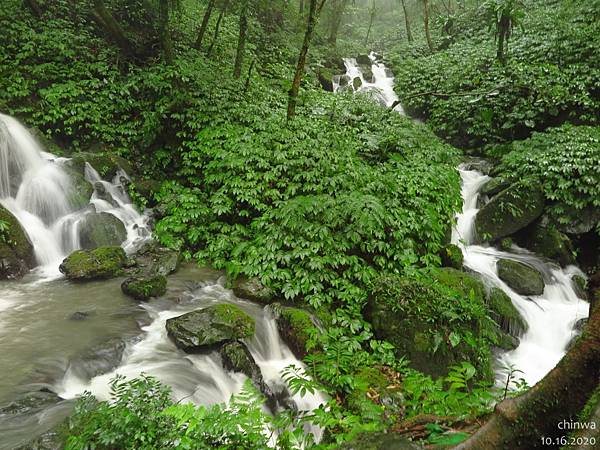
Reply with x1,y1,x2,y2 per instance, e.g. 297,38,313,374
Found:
0,55,590,448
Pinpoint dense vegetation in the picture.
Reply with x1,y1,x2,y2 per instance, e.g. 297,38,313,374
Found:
1,0,599,448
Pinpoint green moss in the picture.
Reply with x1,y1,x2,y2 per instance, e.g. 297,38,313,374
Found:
499,238,513,251
212,304,256,339
516,222,575,266
487,287,528,338
277,307,316,359
59,246,127,280
69,152,133,179
0,205,34,263
497,258,545,295
346,367,388,422
439,244,464,270
121,275,167,301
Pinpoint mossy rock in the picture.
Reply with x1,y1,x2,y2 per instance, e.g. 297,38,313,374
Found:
515,221,575,267
166,304,255,352
317,68,334,92
59,246,127,280
497,259,545,295
356,54,371,65
439,244,464,270
233,277,274,304
68,152,133,180
366,270,493,380
572,274,588,300
487,287,528,338
480,177,510,197
474,183,544,243
353,76,363,90
499,237,513,251
132,241,181,276
276,307,316,360
121,275,167,301
78,212,127,250
63,167,93,209
0,204,36,279
346,367,391,422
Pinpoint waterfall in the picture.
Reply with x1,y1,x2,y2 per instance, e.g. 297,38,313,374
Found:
0,113,151,278
333,52,405,114
453,166,589,385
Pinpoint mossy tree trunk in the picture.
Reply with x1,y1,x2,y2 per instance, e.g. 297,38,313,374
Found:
92,0,134,57
364,0,376,45
233,0,249,78
207,0,229,56
195,0,215,49
328,0,349,46
287,0,327,120
158,0,174,64
400,0,413,42
496,14,510,63
423,0,434,51
456,299,600,449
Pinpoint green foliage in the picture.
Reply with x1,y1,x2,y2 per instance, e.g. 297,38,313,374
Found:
0,219,12,245
498,124,600,232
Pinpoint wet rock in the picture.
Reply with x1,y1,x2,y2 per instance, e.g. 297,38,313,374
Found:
93,182,118,207
121,274,167,301
78,212,127,250
480,177,509,197
70,337,126,379
338,74,351,88
574,318,588,332
0,390,61,416
352,76,362,90
515,220,575,267
439,243,463,270
166,304,255,352
68,151,133,180
463,158,494,175
0,204,36,280
572,274,588,300
317,68,334,92
475,183,544,243
557,207,600,235
361,66,374,83
356,54,371,65
64,167,94,209
487,287,528,337
233,277,274,304
497,258,545,296
59,246,127,280
68,310,96,321
276,307,315,360
130,242,181,276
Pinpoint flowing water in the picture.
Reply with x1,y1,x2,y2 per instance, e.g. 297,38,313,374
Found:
452,168,589,386
334,58,590,387
0,114,325,449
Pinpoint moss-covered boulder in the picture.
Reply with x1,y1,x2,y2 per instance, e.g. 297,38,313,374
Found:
0,205,36,279
572,274,588,300
276,307,316,360
345,367,396,422
78,212,127,250
68,152,133,180
487,287,528,338
121,275,167,301
59,246,126,280
131,242,180,276
166,304,255,352
515,221,575,267
439,244,464,270
480,177,509,197
317,68,334,92
474,183,544,243
64,167,93,209
497,258,545,295
366,269,493,380
352,77,363,90
233,277,274,304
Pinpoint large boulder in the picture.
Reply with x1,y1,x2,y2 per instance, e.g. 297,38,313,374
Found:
276,307,316,360
68,151,133,180
63,167,94,209
59,246,127,280
0,204,36,279
366,268,494,380
474,183,544,243
480,177,510,197
439,243,463,270
515,220,575,267
497,258,545,296
487,287,528,338
166,304,255,352
317,68,334,92
78,212,127,250
130,241,180,276
69,337,126,380
121,274,167,301
233,277,274,304
356,54,371,65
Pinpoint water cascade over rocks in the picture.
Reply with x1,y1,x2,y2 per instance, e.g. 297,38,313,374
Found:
452,167,589,385
0,113,151,278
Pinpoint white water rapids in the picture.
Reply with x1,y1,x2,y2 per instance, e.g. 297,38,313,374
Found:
453,168,589,385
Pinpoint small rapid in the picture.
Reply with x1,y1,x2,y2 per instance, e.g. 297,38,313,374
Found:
453,167,589,385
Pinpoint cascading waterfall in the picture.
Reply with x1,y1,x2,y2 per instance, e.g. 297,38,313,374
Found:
0,113,151,277
452,167,589,385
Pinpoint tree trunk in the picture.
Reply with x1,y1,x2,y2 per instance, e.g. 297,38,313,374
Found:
158,0,174,64
400,0,413,42
365,1,375,45
423,0,434,51
207,0,229,56
328,0,347,46
287,0,326,120
456,299,600,449
233,0,249,78
300,0,305,14
195,0,215,49
496,15,509,63
92,0,134,57
24,0,43,17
